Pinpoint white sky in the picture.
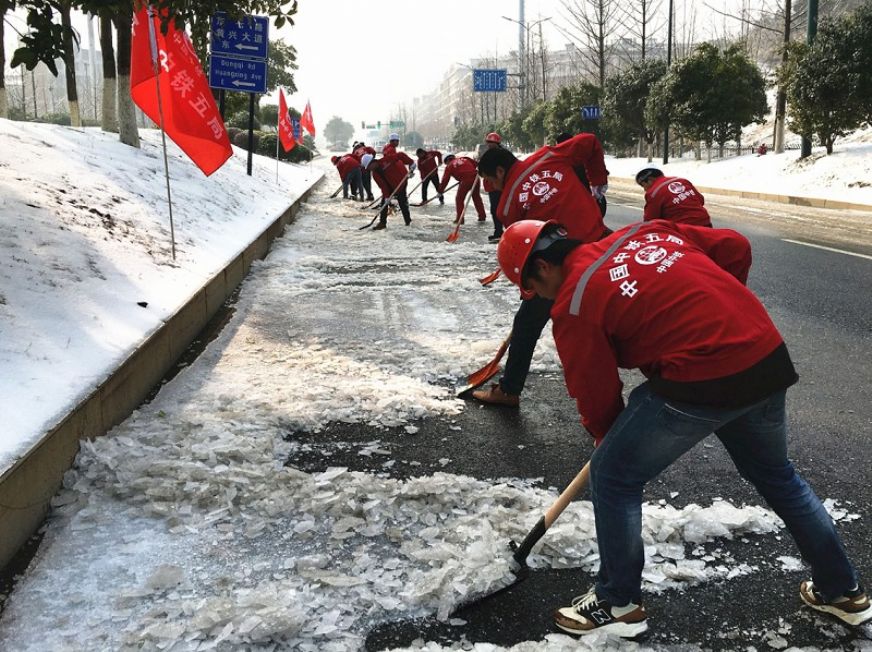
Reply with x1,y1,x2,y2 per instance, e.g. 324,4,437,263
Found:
4,0,747,137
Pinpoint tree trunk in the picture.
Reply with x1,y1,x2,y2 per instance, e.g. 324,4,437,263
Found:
0,8,7,119
60,3,81,127
774,0,791,154
113,8,139,147
100,14,118,132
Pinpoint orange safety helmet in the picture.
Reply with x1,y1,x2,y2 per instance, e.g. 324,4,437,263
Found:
497,220,556,299
485,132,502,144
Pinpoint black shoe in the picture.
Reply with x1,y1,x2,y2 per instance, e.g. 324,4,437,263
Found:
367,196,375,201
404,219,412,226
488,233,502,242
373,223,386,231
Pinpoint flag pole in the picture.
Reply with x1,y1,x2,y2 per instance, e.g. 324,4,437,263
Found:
146,6,177,261
275,120,280,184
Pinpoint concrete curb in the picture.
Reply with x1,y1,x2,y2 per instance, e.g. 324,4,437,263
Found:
0,180,322,568
608,176,872,213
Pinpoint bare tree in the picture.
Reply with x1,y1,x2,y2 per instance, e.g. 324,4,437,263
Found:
113,6,139,147
673,1,698,60
557,0,621,88
99,13,117,132
618,0,664,61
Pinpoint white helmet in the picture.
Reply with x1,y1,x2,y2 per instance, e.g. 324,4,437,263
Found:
389,133,400,142
361,153,374,168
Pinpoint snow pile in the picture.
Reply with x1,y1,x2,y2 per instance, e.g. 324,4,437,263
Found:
606,125,872,206
0,119,322,473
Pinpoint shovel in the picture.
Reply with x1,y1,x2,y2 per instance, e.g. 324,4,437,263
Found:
452,461,592,614
478,268,502,286
410,181,459,207
456,330,512,398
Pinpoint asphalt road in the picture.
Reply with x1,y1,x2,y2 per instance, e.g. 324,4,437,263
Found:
290,193,872,650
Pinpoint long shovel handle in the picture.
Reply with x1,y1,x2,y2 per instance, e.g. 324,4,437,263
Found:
405,167,436,199
369,171,413,210
330,184,343,198
411,181,459,207
512,461,591,566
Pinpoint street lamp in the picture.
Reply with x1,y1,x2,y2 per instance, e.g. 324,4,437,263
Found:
501,15,552,106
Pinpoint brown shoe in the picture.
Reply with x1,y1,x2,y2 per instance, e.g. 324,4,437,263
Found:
471,383,519,407
372,223,386,231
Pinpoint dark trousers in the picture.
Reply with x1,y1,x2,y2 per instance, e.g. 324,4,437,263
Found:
499,295,553,396
421,175,443,203
361,170,374,200
488,190,503,235
378,186,411,225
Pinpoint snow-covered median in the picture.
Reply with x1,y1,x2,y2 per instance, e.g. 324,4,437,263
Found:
0,119,322,472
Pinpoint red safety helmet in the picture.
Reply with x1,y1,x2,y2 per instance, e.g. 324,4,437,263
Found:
497,220,555,299
485,132,502,144
331,155,339,164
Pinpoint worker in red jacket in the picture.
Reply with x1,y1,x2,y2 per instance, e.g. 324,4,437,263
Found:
482,132,504,242
471,133,610,408
361,152,414,231
495,218,870,638
415,148,444,205
636,168,712,226
438,154,486,223
331,154,363,200
353,142,378,201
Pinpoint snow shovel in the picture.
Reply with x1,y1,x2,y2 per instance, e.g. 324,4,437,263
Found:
456,329,512,398
411,181,459,207
451,461,592,614
446,186,475,243
330,184,344,199
479,268,502,286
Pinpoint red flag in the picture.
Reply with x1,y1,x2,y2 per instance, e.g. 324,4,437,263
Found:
278,89,296,153
130,6,232,176
300,100,316,137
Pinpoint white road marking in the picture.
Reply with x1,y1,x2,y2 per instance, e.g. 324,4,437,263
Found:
782,239,872,260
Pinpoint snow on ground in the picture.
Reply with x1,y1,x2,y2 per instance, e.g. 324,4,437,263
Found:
0,163,863,651
0,119,322,473
606,126,872,207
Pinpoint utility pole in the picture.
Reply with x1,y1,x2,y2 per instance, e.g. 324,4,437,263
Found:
662,0,673,164
800,0,818,158
518,0,525,108
774,0,791,153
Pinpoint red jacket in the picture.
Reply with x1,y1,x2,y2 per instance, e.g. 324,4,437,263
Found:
334,154,359,181
352,145,377,161
643,176,711,226
439,156,479,192
370,157,410,196
417,150,442,180
551,220,785,443
496,133,609,243
381,144,415,184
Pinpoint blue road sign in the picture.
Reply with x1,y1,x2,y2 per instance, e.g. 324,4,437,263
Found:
473,69,508,92
210,12,269,60
581,105,602,120
209,55,268,93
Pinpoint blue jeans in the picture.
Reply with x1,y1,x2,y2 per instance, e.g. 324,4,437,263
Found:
343,167,363,198
591,382,858,606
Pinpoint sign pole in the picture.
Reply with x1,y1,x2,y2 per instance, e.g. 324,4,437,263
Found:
146,6,177,261
247,92,255,176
